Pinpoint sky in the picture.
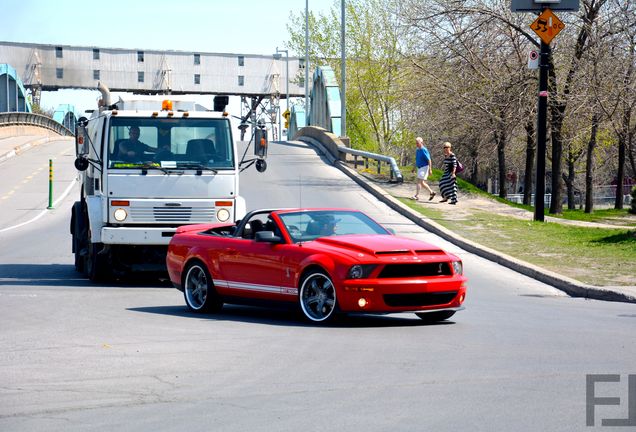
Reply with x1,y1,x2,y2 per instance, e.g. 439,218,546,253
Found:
2,0,334,114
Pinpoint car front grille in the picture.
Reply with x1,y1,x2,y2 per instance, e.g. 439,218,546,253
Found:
383,291,458,307
378,263,452,278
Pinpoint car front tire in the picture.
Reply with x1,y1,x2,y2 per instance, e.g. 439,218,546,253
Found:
299,271,337,323
183,262,222,313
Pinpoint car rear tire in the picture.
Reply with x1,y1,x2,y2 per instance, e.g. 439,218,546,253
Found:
183,262,222,313
299,271,337,323
415,310,456,323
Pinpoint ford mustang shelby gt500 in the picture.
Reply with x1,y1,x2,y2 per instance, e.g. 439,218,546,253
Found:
167,208,467,323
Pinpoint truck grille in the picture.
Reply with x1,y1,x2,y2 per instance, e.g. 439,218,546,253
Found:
129,206,215,223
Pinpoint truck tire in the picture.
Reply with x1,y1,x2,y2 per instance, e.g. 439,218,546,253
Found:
71,202,87,274
87,242,109,282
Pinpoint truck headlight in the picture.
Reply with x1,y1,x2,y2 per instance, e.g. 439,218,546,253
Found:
114,208,128,221
217,208,230,222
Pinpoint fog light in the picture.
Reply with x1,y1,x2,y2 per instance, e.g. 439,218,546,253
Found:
358,298,368,308
114,208,127,221
459,293,465,304
217,208,230,222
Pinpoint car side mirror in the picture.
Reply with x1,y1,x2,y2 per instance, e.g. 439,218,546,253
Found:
255,231,281,243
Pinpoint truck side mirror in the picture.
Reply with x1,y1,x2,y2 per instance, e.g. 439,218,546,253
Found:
254,126,268,158
75,117,89,156
74,156,89,171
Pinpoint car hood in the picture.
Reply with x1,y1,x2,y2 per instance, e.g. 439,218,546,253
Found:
311,235,445,258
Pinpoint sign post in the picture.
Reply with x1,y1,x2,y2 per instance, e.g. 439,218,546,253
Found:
511,0,579,221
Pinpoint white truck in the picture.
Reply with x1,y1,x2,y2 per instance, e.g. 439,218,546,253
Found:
70,84,266,281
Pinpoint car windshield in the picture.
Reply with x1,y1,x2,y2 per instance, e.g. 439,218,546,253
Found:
107,117,234,170
278,210,389,243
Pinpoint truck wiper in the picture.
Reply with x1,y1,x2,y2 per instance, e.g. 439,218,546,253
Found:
138,162,170,174
177,162,218,174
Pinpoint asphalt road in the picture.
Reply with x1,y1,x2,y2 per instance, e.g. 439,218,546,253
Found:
0,138,635,431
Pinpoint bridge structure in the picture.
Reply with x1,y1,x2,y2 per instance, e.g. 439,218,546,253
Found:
0,41,345,142
0,63,32,113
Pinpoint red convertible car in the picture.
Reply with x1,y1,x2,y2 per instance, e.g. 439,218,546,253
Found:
167,208,467,323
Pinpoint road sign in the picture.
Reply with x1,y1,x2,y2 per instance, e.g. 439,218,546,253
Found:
530,8,565,45
511,0,579,12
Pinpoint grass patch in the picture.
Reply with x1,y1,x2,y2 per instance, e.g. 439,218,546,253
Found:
398,198,636,287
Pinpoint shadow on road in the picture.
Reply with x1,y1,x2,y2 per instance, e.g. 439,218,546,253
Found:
0,264,171,288
128,303,456,328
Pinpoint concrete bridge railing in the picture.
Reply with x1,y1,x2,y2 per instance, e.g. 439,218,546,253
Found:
293,126,403,183
0,112,74,137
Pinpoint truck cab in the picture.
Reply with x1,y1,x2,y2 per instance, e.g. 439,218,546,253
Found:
70,86,261,281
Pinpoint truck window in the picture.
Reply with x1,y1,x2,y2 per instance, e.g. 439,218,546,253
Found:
108,118,235,170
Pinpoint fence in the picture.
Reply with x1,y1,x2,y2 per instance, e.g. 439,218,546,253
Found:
506,185,633,208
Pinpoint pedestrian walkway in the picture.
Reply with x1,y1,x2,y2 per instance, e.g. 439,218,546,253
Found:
382,180,636,230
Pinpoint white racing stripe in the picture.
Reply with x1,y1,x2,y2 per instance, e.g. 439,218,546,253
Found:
0,179,77,233
214,279,298,296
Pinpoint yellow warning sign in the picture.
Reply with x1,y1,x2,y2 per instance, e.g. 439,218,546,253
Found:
530,8,565,45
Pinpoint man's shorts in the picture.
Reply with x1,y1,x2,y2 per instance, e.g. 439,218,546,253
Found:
417,166,429,180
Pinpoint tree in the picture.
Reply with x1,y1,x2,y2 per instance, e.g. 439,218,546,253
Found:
286,0,412,154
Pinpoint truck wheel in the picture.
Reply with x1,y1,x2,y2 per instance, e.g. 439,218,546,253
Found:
87,242,109,282
71,202,86,274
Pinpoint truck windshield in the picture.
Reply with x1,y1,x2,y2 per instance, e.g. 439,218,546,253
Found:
108,117,235,170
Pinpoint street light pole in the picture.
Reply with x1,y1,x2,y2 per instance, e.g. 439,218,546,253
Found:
276,47,289,139
340,0,346,138
305,0,310,125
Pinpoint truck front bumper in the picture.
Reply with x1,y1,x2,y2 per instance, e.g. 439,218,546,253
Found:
101,227,176,245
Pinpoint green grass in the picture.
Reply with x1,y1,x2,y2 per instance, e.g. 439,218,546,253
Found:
398,198,636,287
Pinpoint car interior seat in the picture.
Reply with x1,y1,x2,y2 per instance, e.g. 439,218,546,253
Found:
305,220,323,236
186,139,215,161
248,219,264,239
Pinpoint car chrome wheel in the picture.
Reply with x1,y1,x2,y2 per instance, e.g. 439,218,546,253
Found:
299,272,337,322
183,263,222,313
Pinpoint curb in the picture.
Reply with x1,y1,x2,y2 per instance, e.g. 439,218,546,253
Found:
0,136,53,165
299,139,636,304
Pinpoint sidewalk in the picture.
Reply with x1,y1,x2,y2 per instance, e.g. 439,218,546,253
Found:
0,134,73,166
336,163,636,304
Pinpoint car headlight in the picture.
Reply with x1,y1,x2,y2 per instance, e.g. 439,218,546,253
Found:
452,260,463,275
348,264,376,279
217,208,230,222
113,208,127,222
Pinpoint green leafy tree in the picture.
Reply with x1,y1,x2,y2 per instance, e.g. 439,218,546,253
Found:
286,0,412,156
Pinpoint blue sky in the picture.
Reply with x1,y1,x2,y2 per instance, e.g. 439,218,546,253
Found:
2,0,333,113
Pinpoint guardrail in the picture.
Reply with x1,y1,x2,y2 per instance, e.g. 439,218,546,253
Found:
0,112,74,137
294,126,403,183
340,147,403,183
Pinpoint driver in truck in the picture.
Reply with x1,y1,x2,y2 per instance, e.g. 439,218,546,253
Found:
119,126,155,161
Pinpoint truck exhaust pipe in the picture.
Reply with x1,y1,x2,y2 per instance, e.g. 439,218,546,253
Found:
97,82,111,111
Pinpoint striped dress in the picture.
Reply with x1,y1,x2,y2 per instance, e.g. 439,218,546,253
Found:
439,153,458,204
